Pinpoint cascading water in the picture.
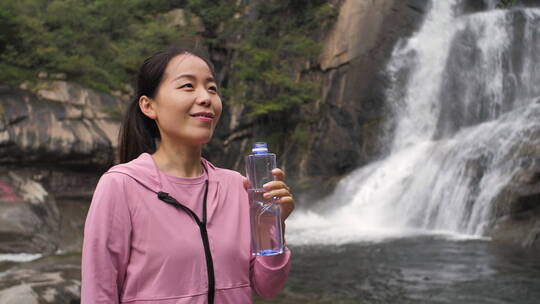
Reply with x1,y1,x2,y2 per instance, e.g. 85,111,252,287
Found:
288,0,540,245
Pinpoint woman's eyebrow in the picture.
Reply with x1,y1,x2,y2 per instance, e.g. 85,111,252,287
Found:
172,74,216,83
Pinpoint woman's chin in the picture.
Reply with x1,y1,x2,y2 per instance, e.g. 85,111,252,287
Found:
185,132,214,145
164,128,216,146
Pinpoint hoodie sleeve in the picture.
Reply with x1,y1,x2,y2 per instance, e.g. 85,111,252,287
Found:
81,173,132,304
250,247,292,298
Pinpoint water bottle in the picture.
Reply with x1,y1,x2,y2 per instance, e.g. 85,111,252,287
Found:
245,142,284,256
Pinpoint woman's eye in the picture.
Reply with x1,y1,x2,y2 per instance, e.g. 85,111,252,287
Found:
208,86,218,92
179,83,193,89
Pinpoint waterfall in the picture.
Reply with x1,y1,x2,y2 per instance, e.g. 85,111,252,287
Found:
288,0,540,245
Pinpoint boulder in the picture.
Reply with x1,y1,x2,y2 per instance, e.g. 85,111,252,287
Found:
0,253,81,304
0,82,118,254
0,82,123,169
491,157,540,249
0,171,59,254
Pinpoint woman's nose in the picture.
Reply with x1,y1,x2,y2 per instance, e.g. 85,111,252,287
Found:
196,88,211,106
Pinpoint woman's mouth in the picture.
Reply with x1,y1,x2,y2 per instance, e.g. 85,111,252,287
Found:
190,112,215,122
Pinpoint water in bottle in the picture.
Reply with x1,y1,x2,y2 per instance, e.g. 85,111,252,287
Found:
245,142,284,256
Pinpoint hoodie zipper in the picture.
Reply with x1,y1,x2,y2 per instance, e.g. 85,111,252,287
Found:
157,180,215,304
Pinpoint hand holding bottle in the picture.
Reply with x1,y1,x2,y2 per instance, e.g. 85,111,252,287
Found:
243,168,295,222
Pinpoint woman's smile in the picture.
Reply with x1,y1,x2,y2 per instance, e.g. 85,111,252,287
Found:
190,111,215,123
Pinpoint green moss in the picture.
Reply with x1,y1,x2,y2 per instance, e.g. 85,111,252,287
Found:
101,105,124,122
497,0,519,8
291,126,310,147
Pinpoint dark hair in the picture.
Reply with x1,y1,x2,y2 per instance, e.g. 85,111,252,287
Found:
118,47,216,163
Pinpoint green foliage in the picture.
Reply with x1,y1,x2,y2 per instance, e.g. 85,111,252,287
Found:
0,0,193,92
497,0,518,8
101,105,124,122
291,126,310,147
1,0,339,127
223,0,338,118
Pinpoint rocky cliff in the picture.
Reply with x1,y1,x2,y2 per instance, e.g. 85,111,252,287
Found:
0,81,122,301
0,81,121,254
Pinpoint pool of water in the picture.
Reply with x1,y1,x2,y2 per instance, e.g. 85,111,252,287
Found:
257,236,540,304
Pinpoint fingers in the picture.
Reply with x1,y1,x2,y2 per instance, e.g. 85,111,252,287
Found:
263,180,289,191
243,177,250,190
245,167,295,221
263,188,290,199
263,168,295,221
271,168,285,181
277,196,295,220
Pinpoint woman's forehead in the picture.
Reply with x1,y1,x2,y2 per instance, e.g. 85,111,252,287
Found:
164,54,213,80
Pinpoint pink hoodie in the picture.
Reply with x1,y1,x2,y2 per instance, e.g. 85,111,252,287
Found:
81,153,291,303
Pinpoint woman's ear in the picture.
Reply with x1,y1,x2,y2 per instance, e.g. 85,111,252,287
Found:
139,95,157,120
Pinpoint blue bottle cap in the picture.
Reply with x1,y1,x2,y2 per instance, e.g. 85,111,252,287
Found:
252,142,268,154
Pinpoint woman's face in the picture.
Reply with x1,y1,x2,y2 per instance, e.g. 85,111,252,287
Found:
143,54,222,146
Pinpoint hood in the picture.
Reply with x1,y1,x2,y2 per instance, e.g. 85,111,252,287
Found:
107,152,219,194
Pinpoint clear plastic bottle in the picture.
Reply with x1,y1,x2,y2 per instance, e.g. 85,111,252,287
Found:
245,142,284,256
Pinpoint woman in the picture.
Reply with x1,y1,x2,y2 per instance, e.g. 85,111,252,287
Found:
81,47,294,304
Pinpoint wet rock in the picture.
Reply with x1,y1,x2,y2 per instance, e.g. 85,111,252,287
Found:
490,142,540,248
0,81,118,254
0,167,97,254
0,82,122,169
0,253,81,304
0,171,59,254
0,284,39,304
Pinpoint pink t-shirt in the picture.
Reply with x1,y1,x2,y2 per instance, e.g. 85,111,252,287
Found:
160,169,208,220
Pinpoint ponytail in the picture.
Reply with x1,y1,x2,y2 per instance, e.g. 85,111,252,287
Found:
118,97,159,164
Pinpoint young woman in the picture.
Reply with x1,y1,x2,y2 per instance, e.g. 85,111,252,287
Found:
81,47,294,304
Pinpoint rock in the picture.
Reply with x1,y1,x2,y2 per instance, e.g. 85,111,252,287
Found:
0,166,98,254
0,284,39,304
490,137,540,248
0,80,118,258
0,82,123,169
0,252,81,304
163,8,188,27
522,220,540,248
50,73,66,80
320,0,395,71
0,171,60,254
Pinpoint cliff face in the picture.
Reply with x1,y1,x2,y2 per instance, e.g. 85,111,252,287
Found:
0,82,121,253
0,82,121,168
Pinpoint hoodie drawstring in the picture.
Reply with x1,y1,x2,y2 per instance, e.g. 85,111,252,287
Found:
157,180,215,304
